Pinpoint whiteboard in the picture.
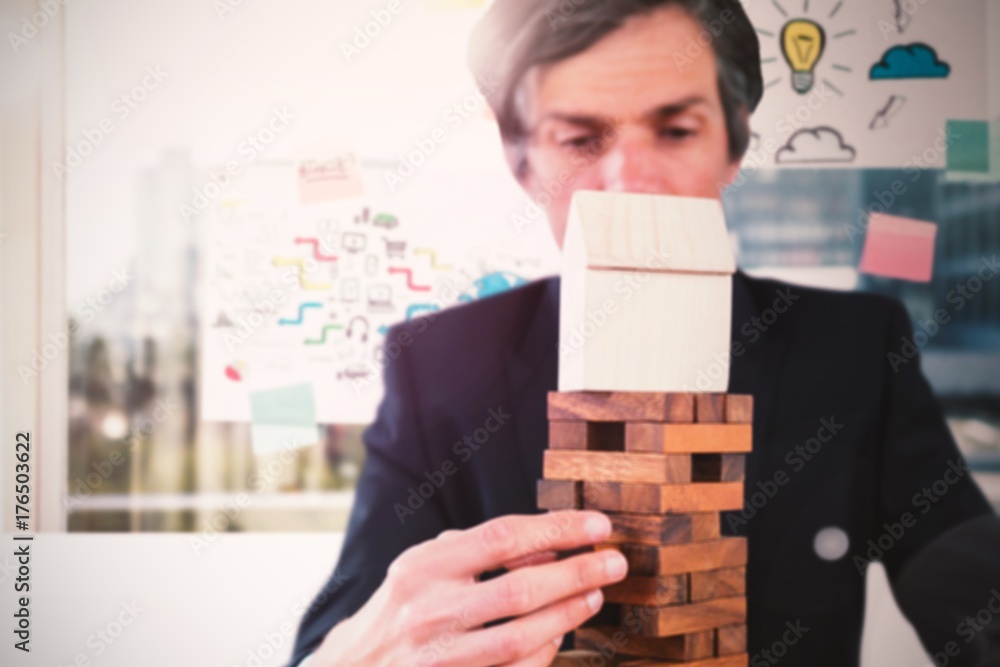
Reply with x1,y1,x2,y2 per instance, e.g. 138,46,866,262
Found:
199,157,558,424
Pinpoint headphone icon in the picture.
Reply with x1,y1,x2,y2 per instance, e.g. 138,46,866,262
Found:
346,316,369,343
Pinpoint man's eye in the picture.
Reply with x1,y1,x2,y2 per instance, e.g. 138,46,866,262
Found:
560,135,601,150
660,127,695,139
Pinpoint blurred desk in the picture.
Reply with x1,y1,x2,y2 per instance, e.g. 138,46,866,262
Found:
0,534,342,667
0,533,938,666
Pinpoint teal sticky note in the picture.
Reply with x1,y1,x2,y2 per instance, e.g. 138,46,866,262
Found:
249,383,319,454
946,120,990,173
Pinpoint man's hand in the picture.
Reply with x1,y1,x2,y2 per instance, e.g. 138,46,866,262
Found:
310,510,628,667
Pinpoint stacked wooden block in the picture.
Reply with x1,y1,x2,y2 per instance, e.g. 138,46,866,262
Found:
539,391,752,667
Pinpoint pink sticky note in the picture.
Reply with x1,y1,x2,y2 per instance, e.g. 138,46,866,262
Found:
298,155,364,204
859,213,937,282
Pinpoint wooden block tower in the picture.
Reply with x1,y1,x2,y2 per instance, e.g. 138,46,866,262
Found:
542,191,750,666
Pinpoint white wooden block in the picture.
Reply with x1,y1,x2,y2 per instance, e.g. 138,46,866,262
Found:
558,191,735,393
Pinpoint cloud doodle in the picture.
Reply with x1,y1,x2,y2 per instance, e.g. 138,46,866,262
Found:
776,126,857,164
870,43,950,80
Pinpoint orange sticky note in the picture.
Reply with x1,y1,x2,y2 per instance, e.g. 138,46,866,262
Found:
298,154,364,204
859,213,937,282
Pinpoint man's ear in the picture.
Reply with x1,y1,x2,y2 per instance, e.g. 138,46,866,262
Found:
721,106,751,188
503,139,534,191
724,159,742,186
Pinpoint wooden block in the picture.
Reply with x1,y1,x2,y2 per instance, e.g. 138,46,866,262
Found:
607,538,747,577
689,567,746,602
720,455,745,482
691,513,721,541
580,601,622,628
625,424,752,454
725,395,753,423
558,191,736,394
575,627,714,661
543,451,692,485
550,650,615,666
692,454,745,482
549,421,588,450
583,481,744,514
617,655,748,667
557,545,596,560
716,624,747,656
695,394,725,422
548,391,694,422
537,480,582,510
605,513,693,545
623,596,747,636
550,421,626,451
551,652,748,667
602,573,686,606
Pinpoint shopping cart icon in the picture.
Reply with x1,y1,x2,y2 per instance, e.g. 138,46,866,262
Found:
383,237,406,259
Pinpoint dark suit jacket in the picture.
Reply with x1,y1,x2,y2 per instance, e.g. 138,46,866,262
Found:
290,271,1000,666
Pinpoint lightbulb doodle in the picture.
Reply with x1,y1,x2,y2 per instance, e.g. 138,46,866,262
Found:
759,0,855,97
782,18,825,94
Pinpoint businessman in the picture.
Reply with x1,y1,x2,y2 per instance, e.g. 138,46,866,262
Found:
291,1,1000,665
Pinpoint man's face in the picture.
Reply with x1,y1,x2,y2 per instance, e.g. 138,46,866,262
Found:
516,5,743,246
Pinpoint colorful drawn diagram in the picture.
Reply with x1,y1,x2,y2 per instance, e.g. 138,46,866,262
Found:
388,266,432,292
346,316,370,342
383,238,406,258
414,248,453,271
457,271,528,302
271,257,332,290
341,278,360,302
368,284,393,310
870,43,950,80
336,364,372,381
279,302,322,325
305,324,344,345
406,303,441,320
294,237,339,262
373,213,399,230
342,232,367,254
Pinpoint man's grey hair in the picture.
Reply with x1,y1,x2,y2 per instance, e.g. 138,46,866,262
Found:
467,0,763,177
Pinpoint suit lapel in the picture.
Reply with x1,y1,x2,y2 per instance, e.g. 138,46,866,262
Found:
728,271,791,501
501,277,560,509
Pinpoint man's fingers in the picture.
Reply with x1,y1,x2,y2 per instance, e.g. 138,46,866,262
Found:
442,588,604,667
503,550,558,570
447,549,627,630
419,511,613,578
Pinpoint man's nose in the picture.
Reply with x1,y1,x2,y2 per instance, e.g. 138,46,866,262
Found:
599,130,667,194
